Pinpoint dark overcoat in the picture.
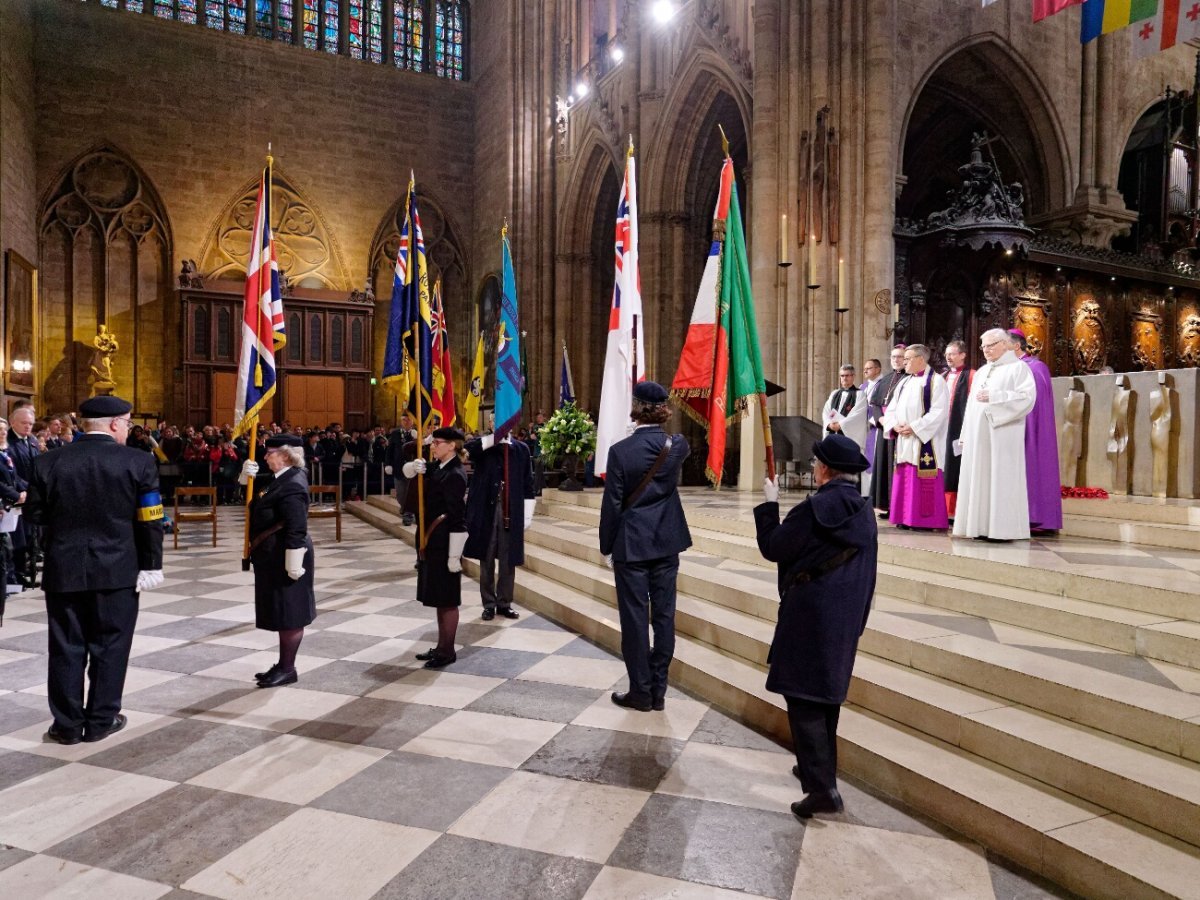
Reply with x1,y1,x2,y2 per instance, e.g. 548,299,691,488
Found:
249,466,316,631
26,433,163,593
943,367,974,493
754,479,877,704
463,438,534,564
867,370,905,510
598,426,692,562
417,455,467,608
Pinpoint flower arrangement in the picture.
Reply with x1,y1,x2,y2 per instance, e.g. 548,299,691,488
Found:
538,402,597,466
1061,486,1108,499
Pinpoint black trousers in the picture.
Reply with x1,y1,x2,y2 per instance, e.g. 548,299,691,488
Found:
479,502,516,610
614,555,679,700
786,695,841,793
45,587,139,735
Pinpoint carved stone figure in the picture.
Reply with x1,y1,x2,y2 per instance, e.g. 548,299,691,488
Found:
178,259,204,289
1179,313,1200,366
89,324,119,397
1060,389,1086,487
1072,299,1105,373
1150,372,1173,498
1013,302,1049,358
1107,375,1132,494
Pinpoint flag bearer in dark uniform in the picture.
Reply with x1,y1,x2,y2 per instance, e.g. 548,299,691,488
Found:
754,433,878,820
239,434,316,688
598,381,691,712
463,428,536,620
27,395,164,745
407,427,468,668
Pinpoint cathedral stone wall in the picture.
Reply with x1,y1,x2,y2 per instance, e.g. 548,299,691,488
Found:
0,0,38,267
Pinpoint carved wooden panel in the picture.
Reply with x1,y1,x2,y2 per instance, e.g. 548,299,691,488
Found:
1177,296,1200,366
1012,300,1049,358
1070,290,1106,374
1131,310,1164,370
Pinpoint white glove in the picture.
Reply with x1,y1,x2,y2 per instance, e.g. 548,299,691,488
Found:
763,477,780,504
423,433,434,446
285,547,306,581
238,459,259,485
447,532,467,574
603,554,614,569
136,569,164,592
480,433,495,451
384,465,393,475
523,499,536,529
402,459,427,478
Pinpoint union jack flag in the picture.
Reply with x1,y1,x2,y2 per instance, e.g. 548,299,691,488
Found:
595,144,645,477
233,163,286,435
382,173,434,426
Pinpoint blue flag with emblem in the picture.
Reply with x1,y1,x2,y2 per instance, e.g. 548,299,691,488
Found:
494,226,523,438
382,173,434,427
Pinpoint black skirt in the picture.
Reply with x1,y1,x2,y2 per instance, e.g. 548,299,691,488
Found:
252,536,317,630
417,536,462,608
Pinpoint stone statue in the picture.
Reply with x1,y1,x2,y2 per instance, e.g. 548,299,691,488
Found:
1060,388,1086,487
1150,371,1173,499
1107,375,1132,495
89,324,118,397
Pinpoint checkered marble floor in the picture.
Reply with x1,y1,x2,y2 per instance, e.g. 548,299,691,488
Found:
0,510,1068,899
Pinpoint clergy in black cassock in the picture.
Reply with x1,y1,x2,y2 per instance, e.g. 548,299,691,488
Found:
867,346,907,512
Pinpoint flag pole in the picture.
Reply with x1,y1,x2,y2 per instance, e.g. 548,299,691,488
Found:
414,198,427,561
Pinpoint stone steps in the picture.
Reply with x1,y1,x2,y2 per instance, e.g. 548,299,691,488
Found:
345,497,1200,899
1061,513,1200,553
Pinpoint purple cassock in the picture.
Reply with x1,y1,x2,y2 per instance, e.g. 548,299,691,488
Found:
1022,355,1063,531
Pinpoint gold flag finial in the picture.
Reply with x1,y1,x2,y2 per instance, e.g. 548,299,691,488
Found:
627,134,635,158
266,141,273,169
717,125,730,159
501,218,508,240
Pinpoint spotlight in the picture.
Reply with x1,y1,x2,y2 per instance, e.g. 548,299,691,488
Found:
574,80,589,98
610,45,624,63
1004,248,1013,256
651,0,678,24
567,93,575,104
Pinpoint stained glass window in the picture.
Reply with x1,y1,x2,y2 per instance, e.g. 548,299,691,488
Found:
125,1,145,11
277,0,294,42
98,0,119,8
322,0,340,53
393,0,423,72
433,1,465,81
301,0,318,48
254,0,273,38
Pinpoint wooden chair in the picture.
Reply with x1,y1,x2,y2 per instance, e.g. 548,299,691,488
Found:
173,486,218,549
308,484,342,542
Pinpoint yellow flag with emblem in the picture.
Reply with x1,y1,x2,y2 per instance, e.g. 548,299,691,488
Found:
463,331,485,433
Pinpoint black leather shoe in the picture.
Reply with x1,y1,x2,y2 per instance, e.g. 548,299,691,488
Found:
652,696,666,711
255,664,280,683
423,651,456,669
611,691,653,712
257,668,298,688
415,647,439,661
481,608,495,621
45,725,83,746
83,714,127,743
498,607,519,619
791,789,844,820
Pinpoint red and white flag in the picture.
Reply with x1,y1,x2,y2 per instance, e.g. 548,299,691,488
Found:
1131,0,1200,58
1032,0,1083,22
594,148,645,478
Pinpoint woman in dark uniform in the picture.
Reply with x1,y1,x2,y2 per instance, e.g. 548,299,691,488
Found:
239,434,315,687
405,426,467,669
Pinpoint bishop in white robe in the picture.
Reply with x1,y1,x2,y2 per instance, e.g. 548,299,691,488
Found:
952,330,1037,541
880,345,949,529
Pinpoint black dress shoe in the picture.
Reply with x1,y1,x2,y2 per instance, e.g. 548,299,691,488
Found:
498,607,519,619
610,691,653,712
83,714,127,743
791,789,844,820
423,651,456,669
257,668,298,688
45,725,83,746
652,696,665,711
255,664,280,682
481,608,496,621
415,647,439,661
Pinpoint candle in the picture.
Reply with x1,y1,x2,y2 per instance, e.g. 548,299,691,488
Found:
779,213,789,266
837,258,847,311
892,301,900,323
807,237,817,287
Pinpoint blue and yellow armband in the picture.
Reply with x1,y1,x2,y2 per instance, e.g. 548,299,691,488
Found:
137,491,164,522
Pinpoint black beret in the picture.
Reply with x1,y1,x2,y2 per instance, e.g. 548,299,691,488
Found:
265,434,303,449
632,381,669,404
432,426,465,442
812,433,870,474
79,395,132,418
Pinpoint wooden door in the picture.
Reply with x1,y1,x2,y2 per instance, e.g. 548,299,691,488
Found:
285,374,344,429
211,371,237,428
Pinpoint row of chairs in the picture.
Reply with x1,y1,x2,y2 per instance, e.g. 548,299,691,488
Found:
172,485,342,550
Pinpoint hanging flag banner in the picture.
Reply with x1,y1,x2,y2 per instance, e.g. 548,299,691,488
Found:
1033,0,1084,21
595,140,645,478
234,159,286,435
560,341,576,408
430,277,456,427
1081,0,1159,43
494,226,523,439
463,330,485,433
382,173,434,428
1131,0,1200,56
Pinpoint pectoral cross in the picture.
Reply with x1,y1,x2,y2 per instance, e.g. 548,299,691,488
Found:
921,452,933,467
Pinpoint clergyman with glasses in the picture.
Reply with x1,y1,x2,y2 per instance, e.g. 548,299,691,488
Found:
952,328,1037,542
26,395,164,745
